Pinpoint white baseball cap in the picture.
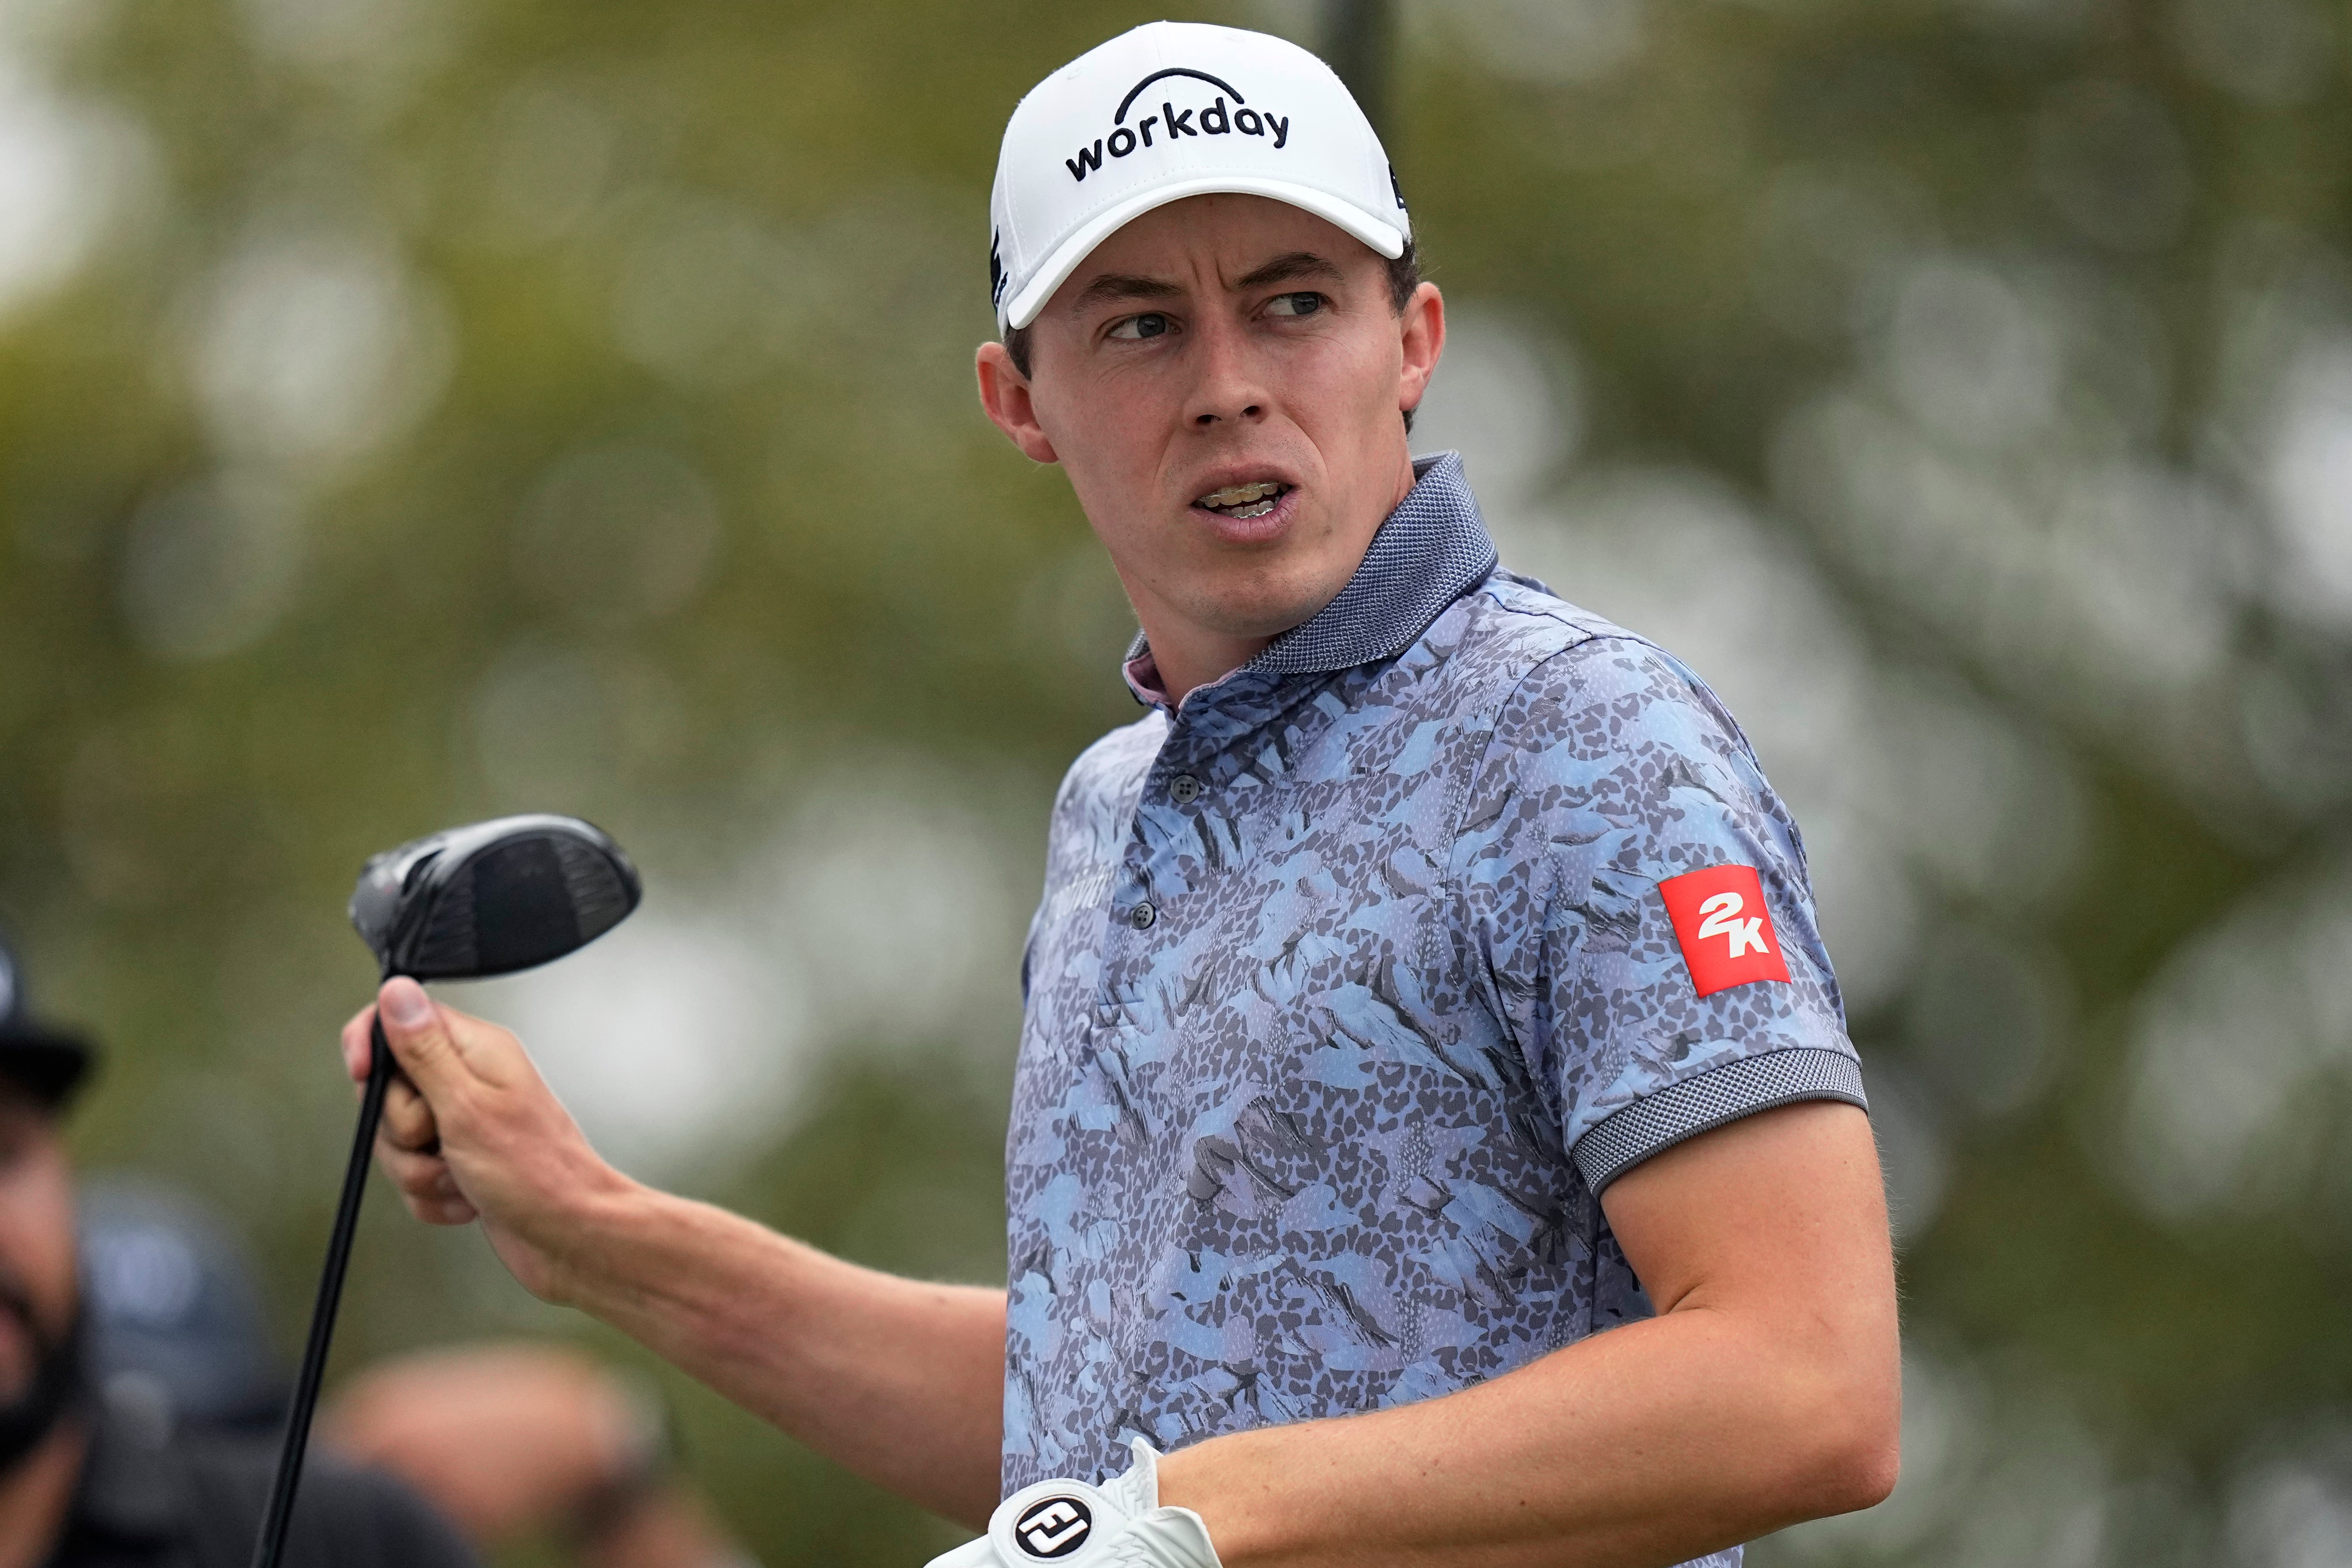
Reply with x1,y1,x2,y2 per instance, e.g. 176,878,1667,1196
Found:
988,21,1411,333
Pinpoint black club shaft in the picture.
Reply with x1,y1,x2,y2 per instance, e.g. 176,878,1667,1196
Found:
249,1012,395,1568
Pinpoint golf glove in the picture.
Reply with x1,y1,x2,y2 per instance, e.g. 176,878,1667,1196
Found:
925,1440,1221,1568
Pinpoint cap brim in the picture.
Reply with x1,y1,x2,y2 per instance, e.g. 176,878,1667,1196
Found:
1003,175,1409,331
0,1030,95,1110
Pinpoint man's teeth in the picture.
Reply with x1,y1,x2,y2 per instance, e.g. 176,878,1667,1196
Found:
1196,482,1286,518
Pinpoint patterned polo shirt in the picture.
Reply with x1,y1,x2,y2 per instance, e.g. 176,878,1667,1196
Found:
1001,453,1866,1566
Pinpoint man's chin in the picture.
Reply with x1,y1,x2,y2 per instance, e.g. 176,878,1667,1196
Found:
1181,588,1342,643
1160,555,1346,638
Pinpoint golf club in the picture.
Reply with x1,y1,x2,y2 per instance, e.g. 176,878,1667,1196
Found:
249,815,641,1568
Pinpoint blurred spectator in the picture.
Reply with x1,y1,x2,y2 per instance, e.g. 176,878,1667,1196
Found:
79,1181,284,1437
78,1178,758,1565
325,1344,762,1568
0,932,479,1567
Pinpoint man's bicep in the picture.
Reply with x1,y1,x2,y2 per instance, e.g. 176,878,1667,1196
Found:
1587,1100,1904,1527
1600,1099,1895,1334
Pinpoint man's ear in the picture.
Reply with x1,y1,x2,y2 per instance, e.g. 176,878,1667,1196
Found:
1397,281,1445,421
976,341,1059,464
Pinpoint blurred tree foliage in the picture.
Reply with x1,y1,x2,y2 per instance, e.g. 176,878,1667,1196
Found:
3,0,2351,1563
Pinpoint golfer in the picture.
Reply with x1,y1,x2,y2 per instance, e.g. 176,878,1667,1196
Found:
349,23,1899,1568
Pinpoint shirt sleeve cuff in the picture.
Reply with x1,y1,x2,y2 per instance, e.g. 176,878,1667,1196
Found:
1569,1047,1869,1193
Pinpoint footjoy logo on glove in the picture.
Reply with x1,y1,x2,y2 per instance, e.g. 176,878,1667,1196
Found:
1014,1496,1094,1559
1660,864,1791,997
1063,66,1292,181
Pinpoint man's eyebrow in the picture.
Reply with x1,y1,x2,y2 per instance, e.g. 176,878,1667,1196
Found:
1070,273,1184,311
1234,251,1346,290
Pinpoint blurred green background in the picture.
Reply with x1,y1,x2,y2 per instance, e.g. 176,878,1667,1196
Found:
4,0,2351,1561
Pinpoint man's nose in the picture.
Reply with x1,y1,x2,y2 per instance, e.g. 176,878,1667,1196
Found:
1183,316,1268,428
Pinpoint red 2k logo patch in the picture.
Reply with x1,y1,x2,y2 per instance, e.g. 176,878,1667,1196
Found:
1659,864,1791,998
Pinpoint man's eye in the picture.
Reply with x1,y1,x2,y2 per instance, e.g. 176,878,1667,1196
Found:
1266,292,1324,317
1109,313,1173,340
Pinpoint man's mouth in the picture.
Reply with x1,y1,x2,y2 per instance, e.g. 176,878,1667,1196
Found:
1193,481,1290,520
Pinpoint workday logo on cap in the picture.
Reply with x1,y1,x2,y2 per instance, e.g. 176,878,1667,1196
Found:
1063,65,1295,183
988,22,1409,332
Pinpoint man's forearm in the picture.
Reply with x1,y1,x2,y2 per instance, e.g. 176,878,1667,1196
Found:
350,991,1010,1528
553,1179,1008,1526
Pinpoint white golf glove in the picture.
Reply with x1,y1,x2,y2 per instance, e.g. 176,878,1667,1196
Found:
926,1440,1221,1568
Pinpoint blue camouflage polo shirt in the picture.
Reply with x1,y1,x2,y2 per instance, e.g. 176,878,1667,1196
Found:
1002,453,1865,1564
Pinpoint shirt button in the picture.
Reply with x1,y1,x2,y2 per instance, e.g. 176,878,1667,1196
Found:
1169,773,1204,804
1129,901,1157,930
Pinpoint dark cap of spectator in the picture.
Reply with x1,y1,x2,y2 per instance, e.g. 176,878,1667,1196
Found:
0,932,95,1111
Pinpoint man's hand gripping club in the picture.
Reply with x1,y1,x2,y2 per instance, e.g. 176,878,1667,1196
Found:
339,978,1013,1528
929,1441,1220,1568
341,978,628,1304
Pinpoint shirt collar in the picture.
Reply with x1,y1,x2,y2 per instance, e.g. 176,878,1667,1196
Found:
1122,451,1499,709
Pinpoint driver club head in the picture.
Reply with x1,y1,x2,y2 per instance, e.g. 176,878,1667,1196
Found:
348,815,641,981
